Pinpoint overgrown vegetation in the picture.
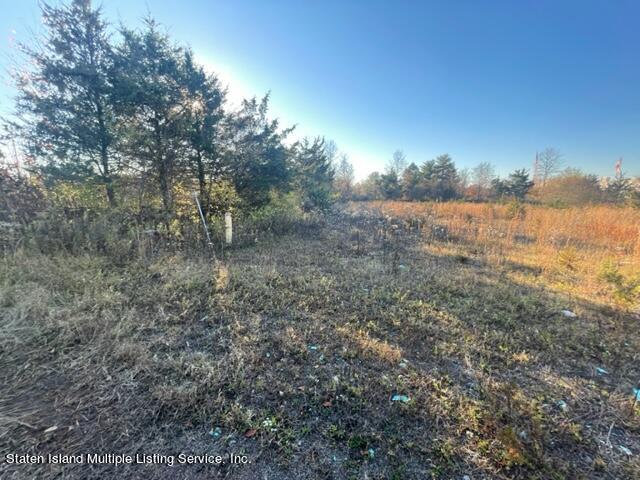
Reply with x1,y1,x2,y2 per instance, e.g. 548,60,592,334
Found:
1,0,339,228
1,2,639,479
352,201,640,311
2,208,639,479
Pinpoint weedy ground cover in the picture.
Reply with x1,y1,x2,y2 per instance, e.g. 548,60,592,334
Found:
1,206,639,479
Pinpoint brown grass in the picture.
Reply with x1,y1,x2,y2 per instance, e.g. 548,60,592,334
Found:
350,201,640,309
1,208,639,479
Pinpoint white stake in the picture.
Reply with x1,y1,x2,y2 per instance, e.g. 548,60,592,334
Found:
225,212,233,245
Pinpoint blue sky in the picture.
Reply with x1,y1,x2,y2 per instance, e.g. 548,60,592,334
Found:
1,0,638,178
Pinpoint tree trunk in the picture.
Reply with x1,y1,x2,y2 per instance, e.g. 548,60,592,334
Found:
100,147,116,207
153,116,171,216
96,103,116,207
158,158,171,214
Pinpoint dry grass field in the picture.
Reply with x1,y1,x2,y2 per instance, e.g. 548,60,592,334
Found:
351,201,640,310
1,204,639,479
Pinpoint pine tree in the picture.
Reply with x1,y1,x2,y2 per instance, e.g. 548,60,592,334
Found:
505,169,534,199
380,170,401,199
226,95,293,207
293,137,335,211
379,151,405,199
606,175,632,204
420,154,458,200
401,162,422,200
182,50,226,216
14,0,119,205
113,18,190,214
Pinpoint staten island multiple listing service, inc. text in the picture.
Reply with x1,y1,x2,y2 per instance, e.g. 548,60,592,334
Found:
4,453,251,466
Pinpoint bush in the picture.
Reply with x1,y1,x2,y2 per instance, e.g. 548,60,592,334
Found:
505,201,526,220
598,260,640,307
208,180,241,216
247,191,306,234
0,168,47,223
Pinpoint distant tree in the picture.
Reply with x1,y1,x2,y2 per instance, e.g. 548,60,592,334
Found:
472,161,495,200
457,167,471,197
627,188,640,208
14,0,119,205
534,168,602,206
605,175,632,204
537,147,563,186
377,150,405,199
419,159,436,198
324,140,338,164
387,149,407,176
491,177,508,198
401,162,422,200
422,154,459,200
292,136,335,211
505,169,534,200
334,153,354,201
354,172,383,200
379,169,402,199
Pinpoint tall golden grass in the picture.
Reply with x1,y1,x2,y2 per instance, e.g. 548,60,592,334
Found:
351,201,640,307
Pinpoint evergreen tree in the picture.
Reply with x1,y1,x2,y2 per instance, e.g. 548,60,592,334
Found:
494,169,534,200
181,50,226,216
627,188,640,208
380,170,401,199
14,0,119,205
378,150,405,199
227,95,293,207
419,159,437,199
606,175,632,204
432,154,459,200
401,162,422,200
292,137,335,211
113,19,190,214
506,169,534,199
420,154,458,200
490,177,508,198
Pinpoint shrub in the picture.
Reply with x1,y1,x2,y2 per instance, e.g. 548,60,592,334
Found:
599,260,640,307
0,168,47,223
246,191,305,234
505,200,526,220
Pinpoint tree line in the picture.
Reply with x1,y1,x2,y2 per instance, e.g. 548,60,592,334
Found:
347,149,639,206
2,0,638,223
4,0,337,220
